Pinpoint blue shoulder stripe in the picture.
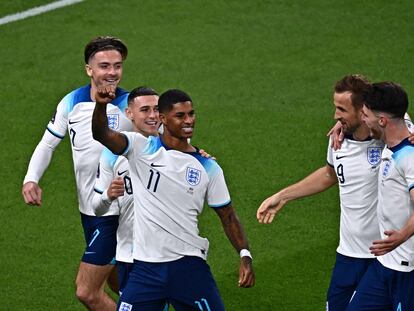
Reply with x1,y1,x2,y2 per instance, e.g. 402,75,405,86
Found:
65,85,129,114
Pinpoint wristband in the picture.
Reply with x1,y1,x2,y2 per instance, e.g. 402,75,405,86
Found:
240,249,252,259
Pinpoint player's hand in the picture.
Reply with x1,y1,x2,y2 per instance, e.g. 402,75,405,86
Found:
327,121,344,151
107,177,125,201
369,230,409,256
22,182,42,206
257,193,286,224
198,149,216,160
95,85,116,105
238,256,255,288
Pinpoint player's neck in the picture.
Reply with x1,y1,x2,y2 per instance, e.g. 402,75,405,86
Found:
160,134,195,152
384,122,410,148
352,124,370,141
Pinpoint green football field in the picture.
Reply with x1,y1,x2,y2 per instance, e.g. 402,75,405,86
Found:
1,0,413,310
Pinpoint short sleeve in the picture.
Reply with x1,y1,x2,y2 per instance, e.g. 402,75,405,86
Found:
205,161,231,209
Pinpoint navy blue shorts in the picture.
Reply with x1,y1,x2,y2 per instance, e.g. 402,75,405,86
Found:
117,256,225,311
326,252,374,310
117,261,134,295
80,213,118,265
346,259,414,311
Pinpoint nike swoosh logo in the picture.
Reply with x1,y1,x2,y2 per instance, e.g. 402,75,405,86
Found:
69,120,80,125
84,251,96,255
336,155,347,160
117,170,128,176
150,163,166,167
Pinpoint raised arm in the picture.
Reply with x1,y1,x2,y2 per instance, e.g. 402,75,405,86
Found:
92,85,128,155
215,205,255,288
257,164,337,224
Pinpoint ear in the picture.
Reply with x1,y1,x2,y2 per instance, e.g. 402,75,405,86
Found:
85,64,92,78
159,113,167,125
378,116,387,127
125,107,133,121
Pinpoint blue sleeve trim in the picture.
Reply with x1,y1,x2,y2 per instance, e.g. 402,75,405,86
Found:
209,200,232,209
327,161,334,168
94,188,103,194
46,127,64,139
408,183,414,192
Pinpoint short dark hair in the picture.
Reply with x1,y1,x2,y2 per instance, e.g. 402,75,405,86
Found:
84,36,128,64
127,86,158,106
334,74,371,109
158,89,192,113
363,82,408,118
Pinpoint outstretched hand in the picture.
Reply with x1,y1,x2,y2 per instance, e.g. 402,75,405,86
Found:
370,230,408,256
95,85,116,105
257,193,286,224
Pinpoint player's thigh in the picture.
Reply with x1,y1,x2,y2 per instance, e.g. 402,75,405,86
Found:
117,261,134,294
118,261,168,308
76,261,115,290
392,269,414,310
346,261,390,311
169,257,225,311
327,253,373,310
80,213,118,265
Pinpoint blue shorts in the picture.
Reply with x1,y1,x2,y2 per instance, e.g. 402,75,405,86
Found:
327,252,374,310
346,259,414,311
117,256,225,311
80,213,118,265
117,261,134,295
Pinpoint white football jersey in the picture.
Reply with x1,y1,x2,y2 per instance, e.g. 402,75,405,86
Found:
122,132,231,263
327,136,384,258
94,149,134,263
25,85,132,216
377,139,414,272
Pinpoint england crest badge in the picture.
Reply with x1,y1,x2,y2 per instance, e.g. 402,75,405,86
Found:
107,114,119,130
367,147,382,166
186,167,201,186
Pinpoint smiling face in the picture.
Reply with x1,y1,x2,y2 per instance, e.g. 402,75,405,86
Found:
126,95,160,137
85,49,123,90
160,101,195,140
333,91,362,135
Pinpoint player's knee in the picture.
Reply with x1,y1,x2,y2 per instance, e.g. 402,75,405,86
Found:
75,282,100,305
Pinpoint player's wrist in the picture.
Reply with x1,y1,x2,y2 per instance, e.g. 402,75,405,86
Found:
240,249,252,260
101,189,113,205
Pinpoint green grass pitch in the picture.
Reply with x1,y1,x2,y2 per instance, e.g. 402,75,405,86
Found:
1,0,413,310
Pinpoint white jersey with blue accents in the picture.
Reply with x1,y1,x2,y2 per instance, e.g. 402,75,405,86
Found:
377,139,414,272
23,85,132,216
327,136,384,258
93,149,134,263
122,132,231,263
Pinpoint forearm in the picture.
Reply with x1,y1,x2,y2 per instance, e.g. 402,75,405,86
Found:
91,189,112,216
400,213,414,241
217,206,250,253
23,131,61,184
277,166,337,204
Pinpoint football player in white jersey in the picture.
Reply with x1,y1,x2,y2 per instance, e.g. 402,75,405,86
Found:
257,75,384,311
347,82,414,310
22,36,132,310
92,86,160,294
92,87,255,310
